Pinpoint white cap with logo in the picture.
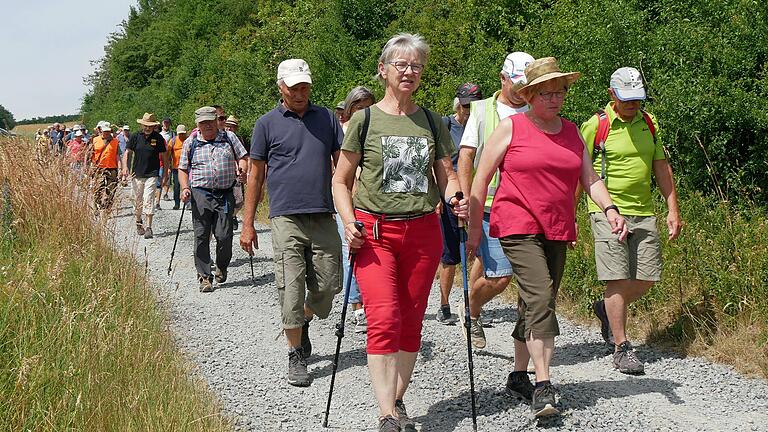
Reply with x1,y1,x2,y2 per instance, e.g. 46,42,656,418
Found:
610,67,646,101
502,52,535,84
277,59,312,87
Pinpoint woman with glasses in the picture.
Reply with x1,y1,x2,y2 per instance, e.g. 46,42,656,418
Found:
333,33,468,432
467,57,628,418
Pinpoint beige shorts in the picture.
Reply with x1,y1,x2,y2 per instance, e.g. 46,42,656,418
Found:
132,176,157,217
270,213,342,329
590,213,662,282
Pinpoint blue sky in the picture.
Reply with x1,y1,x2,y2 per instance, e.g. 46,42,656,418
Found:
0,1,137,120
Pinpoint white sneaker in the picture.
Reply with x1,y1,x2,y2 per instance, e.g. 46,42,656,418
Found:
354,309,367,334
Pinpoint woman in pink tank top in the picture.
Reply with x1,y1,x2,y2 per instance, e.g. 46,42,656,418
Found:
467,57,628,418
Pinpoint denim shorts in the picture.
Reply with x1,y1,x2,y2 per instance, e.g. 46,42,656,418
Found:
478,212,514,278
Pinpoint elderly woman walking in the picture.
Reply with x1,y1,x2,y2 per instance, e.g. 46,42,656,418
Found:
468,57,628,417
333,33,468,432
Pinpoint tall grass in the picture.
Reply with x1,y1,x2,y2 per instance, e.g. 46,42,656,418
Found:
560,191,768,376
0,137,229,430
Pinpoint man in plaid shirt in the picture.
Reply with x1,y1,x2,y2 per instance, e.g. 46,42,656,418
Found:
178,106,248,292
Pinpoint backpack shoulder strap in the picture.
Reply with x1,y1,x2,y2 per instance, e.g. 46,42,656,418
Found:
422,107,439,144
640,110,657,144
593,109,611,158
359,107,371,154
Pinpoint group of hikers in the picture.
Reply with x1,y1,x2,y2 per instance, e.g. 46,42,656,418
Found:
51,31,682,430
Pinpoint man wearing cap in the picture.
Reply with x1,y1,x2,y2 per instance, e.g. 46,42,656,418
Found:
334,101,345,122
435,82,483,325
123,113,170,239
457,51,534,349
581,67,682,375
168,124,187,210
240,58,343,387
88,123,121,214
178,107,248,293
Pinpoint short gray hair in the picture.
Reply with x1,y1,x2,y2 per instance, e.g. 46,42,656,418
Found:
376,33,430,84
342,86,377,120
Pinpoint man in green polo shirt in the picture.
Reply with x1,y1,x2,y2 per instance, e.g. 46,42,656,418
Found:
581,67,682,375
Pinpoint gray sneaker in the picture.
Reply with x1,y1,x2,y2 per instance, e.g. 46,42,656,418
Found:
378,415,401,432
613,341,645,374
354,309,367,334
505,371,534,403
199,276,214,293
287,348,311,387
531,383,560,417
395,399,415,432
436,304,458,325
143,226,153,239
459,315,487,349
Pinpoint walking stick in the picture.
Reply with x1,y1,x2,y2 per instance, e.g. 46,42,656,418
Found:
249,254,255,285
456,192,478,431
167,202,187,275
323,221,364,428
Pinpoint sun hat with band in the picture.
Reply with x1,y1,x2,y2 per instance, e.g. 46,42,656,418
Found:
224,115,239,127
516,57,581,97
137,113,160,127
610,67,646,101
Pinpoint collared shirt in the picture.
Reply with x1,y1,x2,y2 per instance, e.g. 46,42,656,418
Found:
251,101,343,218
179,130,247,190
580,102,665,216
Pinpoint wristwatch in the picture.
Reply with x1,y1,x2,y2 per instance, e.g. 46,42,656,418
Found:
604,204,620,215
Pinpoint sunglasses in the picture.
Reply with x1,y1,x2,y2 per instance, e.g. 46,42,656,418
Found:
217,116,227,121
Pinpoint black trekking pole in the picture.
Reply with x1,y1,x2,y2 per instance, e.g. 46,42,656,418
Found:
167,202,187,275
323,220,364,428
249,254,255,285
456,192,478,431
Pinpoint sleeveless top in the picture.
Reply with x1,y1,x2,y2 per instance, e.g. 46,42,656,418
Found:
489,114,584,242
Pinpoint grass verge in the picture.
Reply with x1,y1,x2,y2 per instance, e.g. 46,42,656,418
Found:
0,137,229,430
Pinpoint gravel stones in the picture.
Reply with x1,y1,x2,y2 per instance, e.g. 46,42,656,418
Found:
110,192,768,431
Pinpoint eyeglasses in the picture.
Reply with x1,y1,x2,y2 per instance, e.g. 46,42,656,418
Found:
538,90,567,101
217,116,227,121
388,61,424,74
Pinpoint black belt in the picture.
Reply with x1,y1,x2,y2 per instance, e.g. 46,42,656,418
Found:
355,208,434,239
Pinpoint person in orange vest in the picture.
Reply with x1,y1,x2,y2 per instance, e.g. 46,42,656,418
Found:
88,122,121,214
168,124,187,210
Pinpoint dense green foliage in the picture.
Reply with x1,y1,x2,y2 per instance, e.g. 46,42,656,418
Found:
83,0,768,201
0,105,15,130
15,114,80,126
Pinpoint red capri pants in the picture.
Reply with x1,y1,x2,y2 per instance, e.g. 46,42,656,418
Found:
354,210,442,354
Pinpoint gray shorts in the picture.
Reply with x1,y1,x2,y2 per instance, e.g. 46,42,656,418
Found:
590,213,662,282
270,213,342,329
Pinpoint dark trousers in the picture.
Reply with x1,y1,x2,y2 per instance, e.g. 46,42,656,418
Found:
170,169,180,207
190,187,234,279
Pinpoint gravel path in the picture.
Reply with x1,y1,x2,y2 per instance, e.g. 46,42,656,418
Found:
110,189,768,431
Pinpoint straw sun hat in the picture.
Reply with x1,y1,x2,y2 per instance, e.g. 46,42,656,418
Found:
137,112,161,127
516,57,581,97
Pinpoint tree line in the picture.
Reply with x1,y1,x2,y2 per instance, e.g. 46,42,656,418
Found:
82,0,768,202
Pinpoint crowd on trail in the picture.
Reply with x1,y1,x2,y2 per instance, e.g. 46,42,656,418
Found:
44,32,683,431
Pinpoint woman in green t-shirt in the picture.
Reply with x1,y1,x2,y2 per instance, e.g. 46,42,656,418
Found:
333,33,468,432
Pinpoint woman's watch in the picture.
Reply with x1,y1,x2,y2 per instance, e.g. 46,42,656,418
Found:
604,204,620,215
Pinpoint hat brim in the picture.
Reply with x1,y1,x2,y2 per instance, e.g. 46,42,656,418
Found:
458,96,482,105
282,74,312,88
137,119,161,126
518,71,581,94
613,87,646,102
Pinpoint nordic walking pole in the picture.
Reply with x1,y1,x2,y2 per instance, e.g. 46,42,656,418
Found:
456,191,478,431
167,202,187,275
323,220,364,428
249,254,255,285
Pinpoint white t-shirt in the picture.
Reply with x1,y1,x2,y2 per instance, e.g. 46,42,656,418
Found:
459,99,528,149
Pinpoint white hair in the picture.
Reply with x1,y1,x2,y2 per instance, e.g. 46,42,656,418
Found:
376,33,430,84
452,97,461,112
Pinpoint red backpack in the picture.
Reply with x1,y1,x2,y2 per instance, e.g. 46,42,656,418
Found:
592,109,656,180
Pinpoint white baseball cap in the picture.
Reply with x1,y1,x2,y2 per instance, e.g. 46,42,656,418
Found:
100,122,113,132
610,67,646,101
74,130,83,137
277,59,312,87
502,52,535,84
176,124,187,134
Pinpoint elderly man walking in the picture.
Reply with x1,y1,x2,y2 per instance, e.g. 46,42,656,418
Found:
581,67,682,374
123,113,170,239
178,107,248,293
240,59,343,387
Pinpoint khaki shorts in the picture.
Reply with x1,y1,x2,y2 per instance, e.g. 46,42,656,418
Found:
499,234,567,342
132,176,157,217
270,213,342,329
590,213,662,282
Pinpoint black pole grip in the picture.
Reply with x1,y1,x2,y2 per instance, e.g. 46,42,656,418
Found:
353,221,364,232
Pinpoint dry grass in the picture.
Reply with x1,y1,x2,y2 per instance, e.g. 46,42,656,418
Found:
0,136,229,430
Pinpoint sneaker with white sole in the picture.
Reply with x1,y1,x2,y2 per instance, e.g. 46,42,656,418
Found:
354,308,367,334
531,383,560,417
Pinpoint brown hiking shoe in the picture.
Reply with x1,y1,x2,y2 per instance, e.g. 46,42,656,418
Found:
136,220,145,236
199,277,214,293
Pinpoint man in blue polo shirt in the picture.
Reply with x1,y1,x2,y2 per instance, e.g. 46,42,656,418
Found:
240,59,342,387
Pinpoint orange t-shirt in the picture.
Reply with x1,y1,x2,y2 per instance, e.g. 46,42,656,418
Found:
91,136,120,169
170,136,185,169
